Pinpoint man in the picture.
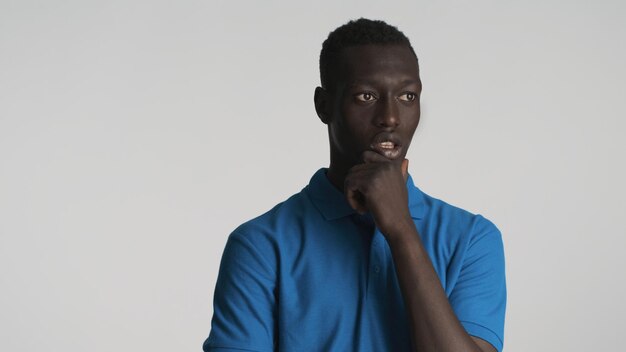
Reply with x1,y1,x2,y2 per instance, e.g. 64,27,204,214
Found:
203,18,506,352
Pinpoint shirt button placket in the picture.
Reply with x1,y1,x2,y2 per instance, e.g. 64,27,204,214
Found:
370,229,385,277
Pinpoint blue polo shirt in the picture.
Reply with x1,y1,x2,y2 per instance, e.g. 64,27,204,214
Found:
204,168,506,352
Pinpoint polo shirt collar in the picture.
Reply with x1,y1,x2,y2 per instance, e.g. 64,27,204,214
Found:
306,168,426,221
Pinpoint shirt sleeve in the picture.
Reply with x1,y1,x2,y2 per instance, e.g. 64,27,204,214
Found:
203,231,277,352
448,215,507,352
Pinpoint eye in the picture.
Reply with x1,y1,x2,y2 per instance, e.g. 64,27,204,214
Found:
399,92,417,102
355,92,376,102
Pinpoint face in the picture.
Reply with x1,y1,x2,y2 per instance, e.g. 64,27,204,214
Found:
316,44,422,171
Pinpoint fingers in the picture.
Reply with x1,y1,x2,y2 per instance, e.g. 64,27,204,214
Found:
346,188,368,214
347,152,410,215
362,150,389,164
361,151,409,181
345,168,371,214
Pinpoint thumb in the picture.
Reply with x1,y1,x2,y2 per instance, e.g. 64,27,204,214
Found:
401,159,409,182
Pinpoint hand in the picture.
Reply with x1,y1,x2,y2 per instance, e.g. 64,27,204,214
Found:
344,151,412,236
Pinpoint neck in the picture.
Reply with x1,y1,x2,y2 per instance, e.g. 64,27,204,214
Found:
325,153,357,193
325,154,409,194
325,166,347,193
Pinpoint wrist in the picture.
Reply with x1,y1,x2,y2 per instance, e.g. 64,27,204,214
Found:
380,215,417,243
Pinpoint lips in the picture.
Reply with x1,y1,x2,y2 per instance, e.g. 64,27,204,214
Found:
370,132,403,160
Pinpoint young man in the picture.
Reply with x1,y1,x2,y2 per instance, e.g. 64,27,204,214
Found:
203,19,506,352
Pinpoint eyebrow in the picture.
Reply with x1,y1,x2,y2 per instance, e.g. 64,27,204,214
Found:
399,78,421,86
348,78,422,87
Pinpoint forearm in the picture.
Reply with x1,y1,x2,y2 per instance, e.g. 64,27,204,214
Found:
386,224,483,352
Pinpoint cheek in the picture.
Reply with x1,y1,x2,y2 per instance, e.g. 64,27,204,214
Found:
401,106,420,128
329,121,355,153
399,111,420,145
335,121,360,148
342,117,371,143
329,120,369,158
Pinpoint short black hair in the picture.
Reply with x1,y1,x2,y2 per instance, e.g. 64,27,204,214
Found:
319,18,417,90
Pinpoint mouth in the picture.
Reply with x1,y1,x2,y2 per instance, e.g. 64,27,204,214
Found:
370,133,403,160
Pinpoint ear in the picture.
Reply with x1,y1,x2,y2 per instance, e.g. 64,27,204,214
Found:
314,86,331,124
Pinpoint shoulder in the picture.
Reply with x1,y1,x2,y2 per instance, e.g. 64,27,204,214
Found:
229,188,315,246
217,191,310,275
236,188,311,231
419,187,502,245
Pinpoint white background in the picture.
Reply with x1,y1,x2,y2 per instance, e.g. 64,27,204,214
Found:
1,1,625,351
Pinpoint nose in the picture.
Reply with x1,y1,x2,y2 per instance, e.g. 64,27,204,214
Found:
375,95,400,129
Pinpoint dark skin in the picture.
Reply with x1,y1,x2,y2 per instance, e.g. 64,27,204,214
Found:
314,44,496,352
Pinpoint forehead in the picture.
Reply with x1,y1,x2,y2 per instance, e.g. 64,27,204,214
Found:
335,44,420,87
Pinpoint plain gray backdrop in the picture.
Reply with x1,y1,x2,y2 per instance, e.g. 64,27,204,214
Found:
1,1,625,351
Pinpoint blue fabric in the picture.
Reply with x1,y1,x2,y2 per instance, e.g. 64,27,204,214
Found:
203,168,506,352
